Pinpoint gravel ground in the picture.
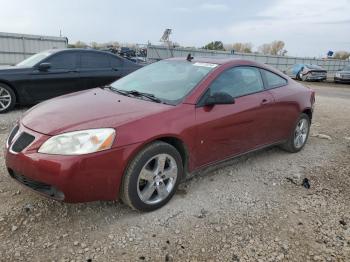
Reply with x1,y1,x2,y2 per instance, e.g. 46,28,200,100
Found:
0,82,349,262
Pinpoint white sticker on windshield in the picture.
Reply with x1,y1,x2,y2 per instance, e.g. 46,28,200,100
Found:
193,62,218,68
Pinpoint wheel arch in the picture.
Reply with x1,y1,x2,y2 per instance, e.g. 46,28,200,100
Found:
302,108,313,122
123,135,190,181
118,135,190,204
156,136,189,174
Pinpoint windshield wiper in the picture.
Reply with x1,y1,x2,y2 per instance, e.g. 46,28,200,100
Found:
108,87,162,103
108,86,132,96
125,90,162,103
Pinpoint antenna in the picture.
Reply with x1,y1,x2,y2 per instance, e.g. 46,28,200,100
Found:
160,29,174,57
160,29,172,43
186,53,194,62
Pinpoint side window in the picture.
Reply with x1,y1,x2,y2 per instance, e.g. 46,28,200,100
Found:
81,53,110,69
110,56,123,68
47,52,77,69
209,66,264,98
262,70,287,89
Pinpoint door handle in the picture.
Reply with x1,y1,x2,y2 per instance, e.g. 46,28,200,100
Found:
112,68,119,71
68,69,79,73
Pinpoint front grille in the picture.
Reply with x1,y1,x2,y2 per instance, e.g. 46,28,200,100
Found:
341,74,350,79
8,169,64,200
11,132,35,153
9,170,51,191
7,125,19,145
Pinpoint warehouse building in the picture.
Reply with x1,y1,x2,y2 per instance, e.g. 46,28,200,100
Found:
0,32,68,66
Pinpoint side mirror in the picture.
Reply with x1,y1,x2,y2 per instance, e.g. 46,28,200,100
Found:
38,62,51,71
204,92,234,106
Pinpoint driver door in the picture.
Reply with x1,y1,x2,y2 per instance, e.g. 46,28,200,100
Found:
27,52,80,102
194,66,275,167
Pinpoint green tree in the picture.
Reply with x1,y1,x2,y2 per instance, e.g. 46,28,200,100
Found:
203,41,225,51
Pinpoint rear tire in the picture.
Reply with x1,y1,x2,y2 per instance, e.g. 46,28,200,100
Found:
120,141,183,212
280,113,310,153
0,83,16,113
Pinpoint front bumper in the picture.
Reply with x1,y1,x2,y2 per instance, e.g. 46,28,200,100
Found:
5,124,141,203
305,75,327,81
334,77,350,83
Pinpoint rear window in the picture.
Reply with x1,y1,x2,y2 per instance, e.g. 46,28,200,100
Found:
262,69,287,89
305,64,324,70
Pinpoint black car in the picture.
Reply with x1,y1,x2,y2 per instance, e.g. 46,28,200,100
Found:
334,65,350,83
0,49,142,113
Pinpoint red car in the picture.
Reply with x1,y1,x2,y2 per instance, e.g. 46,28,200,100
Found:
5,57,315,211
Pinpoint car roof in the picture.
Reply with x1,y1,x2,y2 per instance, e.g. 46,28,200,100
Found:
44,48,116,55
166,56,285,76
167,56,245,65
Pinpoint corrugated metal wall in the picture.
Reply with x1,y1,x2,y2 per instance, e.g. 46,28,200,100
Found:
0,32,68,65
147,45,350,74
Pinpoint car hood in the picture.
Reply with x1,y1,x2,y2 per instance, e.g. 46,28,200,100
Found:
0,66,32,74
339,70,350,74
21,88,172,136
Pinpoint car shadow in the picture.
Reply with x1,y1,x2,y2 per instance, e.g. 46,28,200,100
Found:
22,144,288,221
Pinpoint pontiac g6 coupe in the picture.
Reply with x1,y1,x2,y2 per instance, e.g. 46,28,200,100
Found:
5,57,315,211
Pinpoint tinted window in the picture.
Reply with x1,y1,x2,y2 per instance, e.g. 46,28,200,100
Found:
262,70,287,89
110,56,123,68
209,66,264,98
47,52,77,69
81,53,110,68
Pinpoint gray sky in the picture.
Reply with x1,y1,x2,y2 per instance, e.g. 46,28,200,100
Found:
0,0,349,57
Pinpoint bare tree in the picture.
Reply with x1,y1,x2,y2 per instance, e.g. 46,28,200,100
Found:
73,41,88,48
258,41,287,56
258,43,272,55
334,51,350,60
225,42,253,53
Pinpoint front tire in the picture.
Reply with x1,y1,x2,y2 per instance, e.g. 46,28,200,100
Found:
0,83,16,113
280,113,310,153
121,141,183,212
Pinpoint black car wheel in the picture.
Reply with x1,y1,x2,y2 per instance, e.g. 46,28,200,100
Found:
0,83,16,113
280,113,310,153
120,141,183,212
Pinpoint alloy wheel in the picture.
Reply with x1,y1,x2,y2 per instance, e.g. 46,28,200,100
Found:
294,118,309,149
0,87,12,112
137,153,178,205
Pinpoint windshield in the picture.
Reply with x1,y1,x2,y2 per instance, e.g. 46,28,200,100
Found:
343,65,350,71
305,64,324,70
16,51,52,67
110,60,217,105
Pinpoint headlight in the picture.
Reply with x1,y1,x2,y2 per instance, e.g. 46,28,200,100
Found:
38,128,116,155
335,72,341,78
